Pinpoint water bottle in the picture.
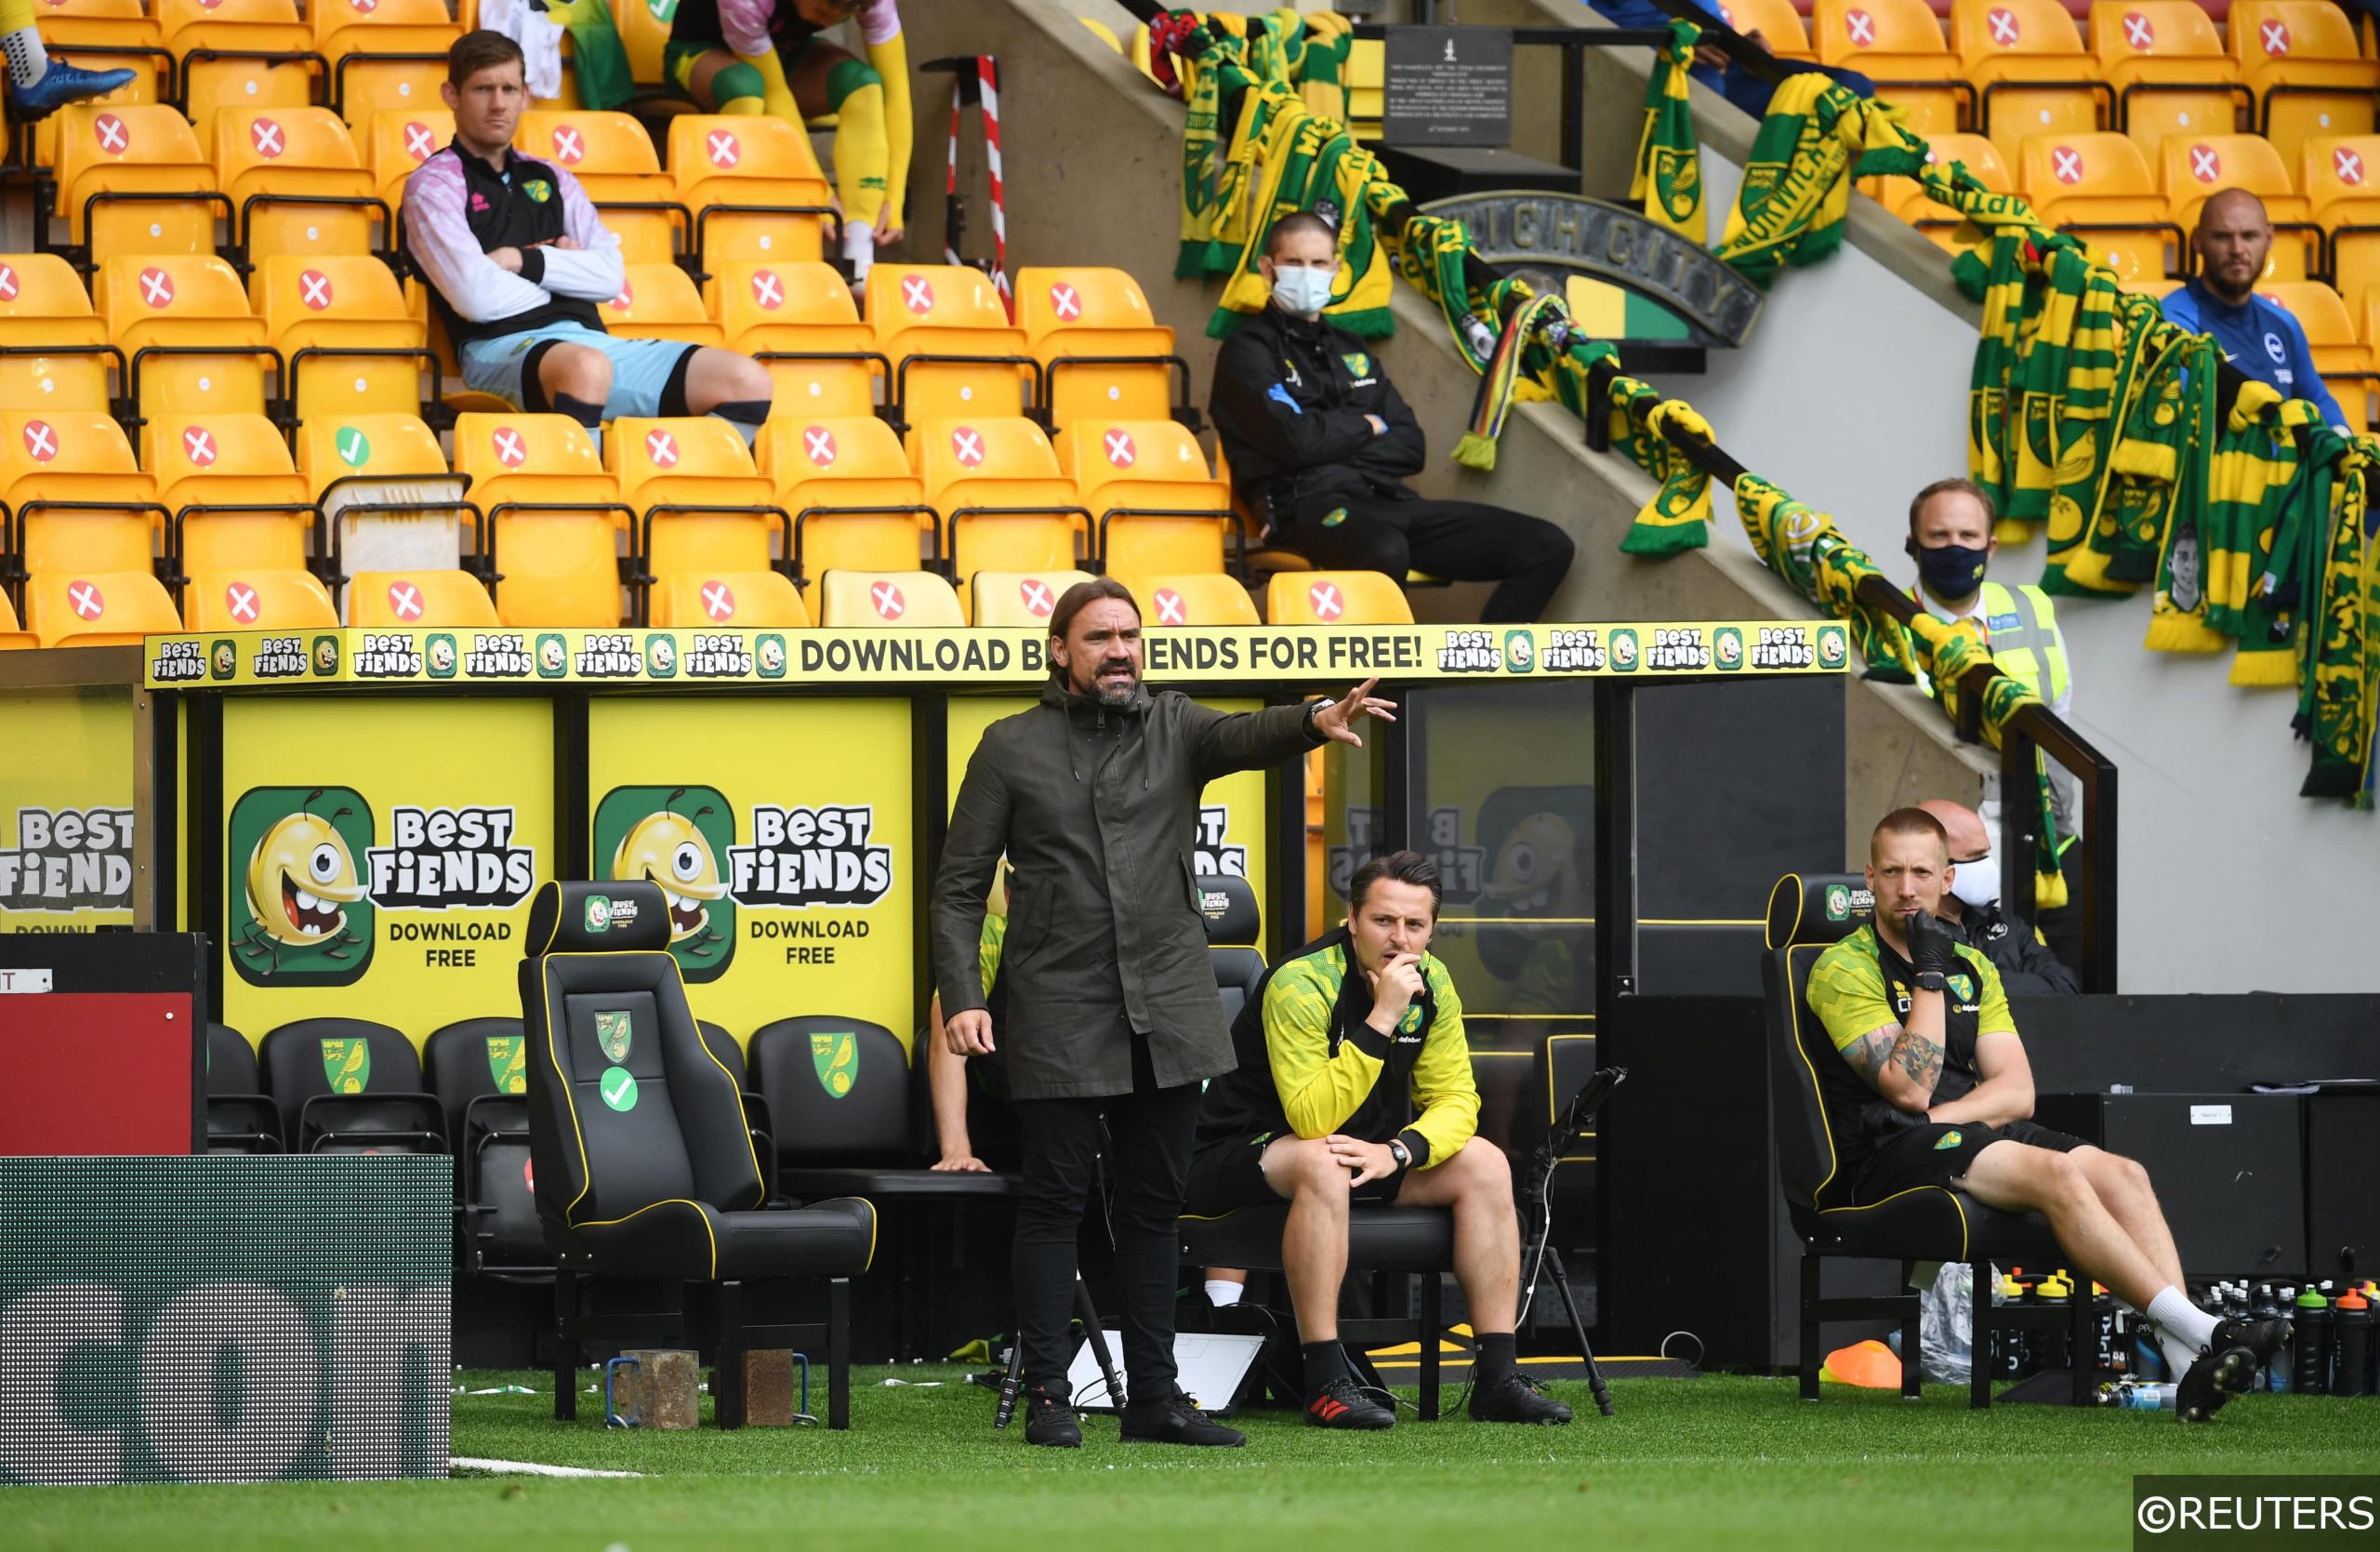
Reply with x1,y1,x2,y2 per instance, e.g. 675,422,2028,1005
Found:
2267,1287,2295,1393
2097,1380,2177,1411
2222,1282,2251,1321
2293,1284,2334,1396
2031,1272,2073,1374
2333,1286,2372,1399
2002,1274,2036,1379
2092,1280,2125,1375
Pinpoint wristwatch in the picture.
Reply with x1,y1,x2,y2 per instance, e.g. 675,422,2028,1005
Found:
1386,1137,1412,1172
1301,698,1324,739
1913,970,1948,992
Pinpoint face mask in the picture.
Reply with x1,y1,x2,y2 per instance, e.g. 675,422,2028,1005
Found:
1948,852,2000,910
1270,265,1336,318
1909,537,1990,598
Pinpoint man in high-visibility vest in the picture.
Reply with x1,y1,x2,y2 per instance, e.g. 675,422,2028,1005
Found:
1907,475,2079,963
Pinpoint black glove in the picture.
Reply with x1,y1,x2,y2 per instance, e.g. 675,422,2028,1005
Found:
1903,908,1961,979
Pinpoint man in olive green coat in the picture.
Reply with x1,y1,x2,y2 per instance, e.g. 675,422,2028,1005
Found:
932,576,1392,1449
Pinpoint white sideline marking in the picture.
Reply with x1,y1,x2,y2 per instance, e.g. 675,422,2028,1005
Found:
451,1456,646,1479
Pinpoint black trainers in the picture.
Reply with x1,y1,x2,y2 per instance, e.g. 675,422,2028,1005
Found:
1023,1386,1081,1448
1304,1373,1395,1430
2211,1316,2292,1372
1468,1370,1573,1426
1118,1386,1246,1447
2175,1345,2257,1424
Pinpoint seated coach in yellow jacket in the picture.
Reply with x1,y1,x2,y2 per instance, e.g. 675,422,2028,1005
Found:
1185,850,1572,1432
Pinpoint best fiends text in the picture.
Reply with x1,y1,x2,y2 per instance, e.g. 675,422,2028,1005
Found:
727,804,894,908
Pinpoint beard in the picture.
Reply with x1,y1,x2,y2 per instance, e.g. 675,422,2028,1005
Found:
1075,656,1139,708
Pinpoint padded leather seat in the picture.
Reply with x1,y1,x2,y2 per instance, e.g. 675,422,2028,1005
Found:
1181,1203,1454,1273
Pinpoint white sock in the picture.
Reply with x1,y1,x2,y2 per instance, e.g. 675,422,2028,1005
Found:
1204,1279,1243,1308
842,219,876,285
2148,1285,2217,1373
4,27,49,90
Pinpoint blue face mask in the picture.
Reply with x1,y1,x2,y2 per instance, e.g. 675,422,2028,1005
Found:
1909,537,1990,598
1270,264,1337,318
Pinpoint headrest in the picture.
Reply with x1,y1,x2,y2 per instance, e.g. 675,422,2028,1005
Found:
523,880,671,956
1765,872,1873,950
1197,873,1260,948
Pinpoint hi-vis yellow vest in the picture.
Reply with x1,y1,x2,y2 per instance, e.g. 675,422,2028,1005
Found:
1918,580,2070,710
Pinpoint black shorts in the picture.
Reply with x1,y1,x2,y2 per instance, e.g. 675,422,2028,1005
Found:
1183,1131,1407,1216
1853,1119,2087,1203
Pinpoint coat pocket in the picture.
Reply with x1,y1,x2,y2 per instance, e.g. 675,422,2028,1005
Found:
1006,880,1054,969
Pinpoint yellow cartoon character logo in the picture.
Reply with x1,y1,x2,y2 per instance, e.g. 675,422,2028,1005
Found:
231,788,374,982
595,785,736,980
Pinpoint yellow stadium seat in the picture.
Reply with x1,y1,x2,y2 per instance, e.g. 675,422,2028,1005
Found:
2260,279,2373,367
209,107,381,263
613,0,670,86
32,0,165,177
1710,0,1815,60
911,417,1083,583
1813,0,1972,129
96,255,273,420
667,116,833,270
145,415,314,606
1014,265,1188,431
1266,570,1411,626
368,108,453,213
2121,277,2186,300
1953,0,2110,158
452,412,626,627
0,589,35,649
2,411,161,584
51,104,222,264
707,260,884,417
967,569,1096,628
349,569,499,629
159,0,321,139
815,568,963,628
296,411,448,498
2088,1,2250,158
1056,419,1232,577
0,253,118,413
182,568,337,630
2155,134,2316,277
869,263,1036,429
757,415,930,579
1117,572,1261,628
2302,135,2380,227
647,571,811,629
2019,132,2181,272
24,569,179,647
598,263,726,348
2229,1,2380,166
516,111,681,262
250,255,430,424
313,0,457,128
609,416,781,622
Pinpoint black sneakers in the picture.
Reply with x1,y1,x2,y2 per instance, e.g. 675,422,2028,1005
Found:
2175,1345,2257,1424
1468,1370,1574,1426
1119,1386,1246,1447
1303,1373,1396,1430
1023,1386,1082,1448
2211,1315,2292,1369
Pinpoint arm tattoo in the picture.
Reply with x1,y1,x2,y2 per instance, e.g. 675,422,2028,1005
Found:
1841,1029,1896,1082
1890,1028,1944,1092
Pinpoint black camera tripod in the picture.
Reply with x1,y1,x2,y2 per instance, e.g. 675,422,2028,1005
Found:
1517,1065,1626,1418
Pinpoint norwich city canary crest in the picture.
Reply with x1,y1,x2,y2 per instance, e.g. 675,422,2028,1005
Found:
812,1030,857,1098
321,1037,371,1094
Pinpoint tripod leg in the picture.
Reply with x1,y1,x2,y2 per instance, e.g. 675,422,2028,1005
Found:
1544,1247,1613,1417
1075,1278,1126,1411
993,1331,1026,1429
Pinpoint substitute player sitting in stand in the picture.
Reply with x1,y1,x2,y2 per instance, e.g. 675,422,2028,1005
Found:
406,32,775,443
1806,809,2288,1422
1186,850,1571,1431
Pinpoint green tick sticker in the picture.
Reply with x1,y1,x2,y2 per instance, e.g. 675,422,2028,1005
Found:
600,1066,639,1112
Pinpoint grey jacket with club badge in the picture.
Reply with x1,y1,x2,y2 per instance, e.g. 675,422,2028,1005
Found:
931,675,1322,1100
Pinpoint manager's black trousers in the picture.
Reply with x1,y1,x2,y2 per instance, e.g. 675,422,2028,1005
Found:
1278,497,1576,622
1011,1031,1200,1403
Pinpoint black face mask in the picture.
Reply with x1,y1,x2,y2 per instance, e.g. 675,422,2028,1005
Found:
1909,537,1989,598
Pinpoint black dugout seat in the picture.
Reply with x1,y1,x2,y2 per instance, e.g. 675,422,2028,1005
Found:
1765,871,2092,1407
423,1016,549,1277
750,1015,1013,1201
521,881,876,1427
205,1022,283,1153
698,1019,780,1203
1197,873,1266,1025
258,1017,445,1153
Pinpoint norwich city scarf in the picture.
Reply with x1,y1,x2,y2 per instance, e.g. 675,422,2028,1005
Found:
1733,472,1917,683
2299,438,2380,800
1632,18,1705,242
1714,74,1914,287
